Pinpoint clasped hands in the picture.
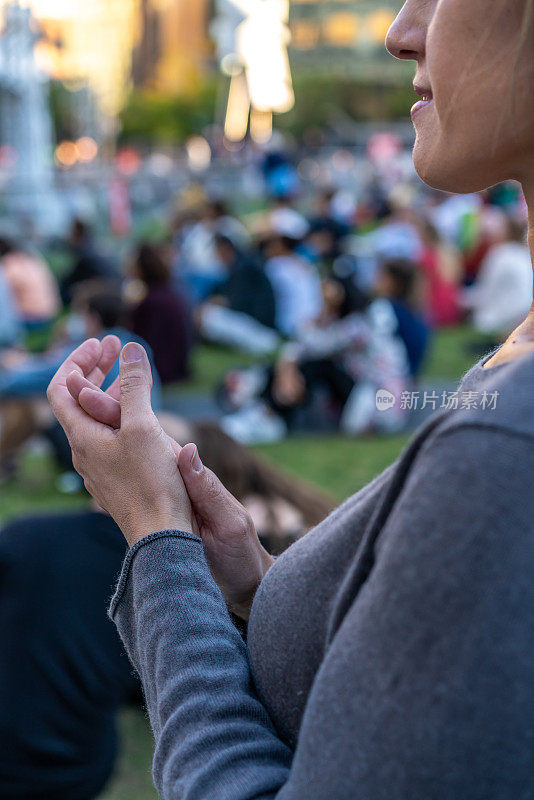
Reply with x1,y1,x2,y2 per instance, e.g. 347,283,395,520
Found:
47,336,273,620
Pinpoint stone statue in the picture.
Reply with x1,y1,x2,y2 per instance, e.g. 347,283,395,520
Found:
0,2,61,233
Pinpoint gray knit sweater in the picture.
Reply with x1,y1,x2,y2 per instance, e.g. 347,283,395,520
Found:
110,350,534,799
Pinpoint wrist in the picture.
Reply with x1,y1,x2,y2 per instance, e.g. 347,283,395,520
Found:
260,547,275,576
122,513,196,548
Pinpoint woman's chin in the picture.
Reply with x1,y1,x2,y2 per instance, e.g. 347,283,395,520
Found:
413,142,497,195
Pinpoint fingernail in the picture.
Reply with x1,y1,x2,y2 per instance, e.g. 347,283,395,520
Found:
121,343,143,363
190,445,203,473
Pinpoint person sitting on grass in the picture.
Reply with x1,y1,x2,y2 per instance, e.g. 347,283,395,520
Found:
375,258,432,378
0,237,60,330
60,219,119,306
219,269,421,444
0,282,160,484
197,235,280,357
128,243,192,385
0,506,140,800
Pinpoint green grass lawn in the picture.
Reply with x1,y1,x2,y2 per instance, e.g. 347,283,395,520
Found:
0,323,488,799
421,324,493,382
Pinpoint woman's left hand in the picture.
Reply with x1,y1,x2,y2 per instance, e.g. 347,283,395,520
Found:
47,336,195,546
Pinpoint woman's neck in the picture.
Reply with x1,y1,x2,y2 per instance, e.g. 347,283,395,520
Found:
482,180,534,369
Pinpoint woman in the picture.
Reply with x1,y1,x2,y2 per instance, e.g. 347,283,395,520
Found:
128,243,192,384
48,2,534,798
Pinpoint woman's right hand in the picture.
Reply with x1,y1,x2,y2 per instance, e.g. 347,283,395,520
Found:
177,444,275,620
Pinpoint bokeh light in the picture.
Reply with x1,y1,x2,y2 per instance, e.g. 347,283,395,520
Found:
75,137,98,163
185,136,212,171
116,147,142,176
55,140,78,167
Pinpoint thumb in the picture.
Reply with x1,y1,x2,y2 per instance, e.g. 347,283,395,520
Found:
178,443,244,530
119,342,153,426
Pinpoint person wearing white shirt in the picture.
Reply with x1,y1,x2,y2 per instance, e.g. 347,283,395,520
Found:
263,233,322,338
463,217,532,337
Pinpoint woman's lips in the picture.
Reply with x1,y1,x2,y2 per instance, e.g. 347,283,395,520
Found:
411,84,434,118
411,97,434,117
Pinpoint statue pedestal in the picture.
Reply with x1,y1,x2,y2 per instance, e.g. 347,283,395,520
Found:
3,183,66,236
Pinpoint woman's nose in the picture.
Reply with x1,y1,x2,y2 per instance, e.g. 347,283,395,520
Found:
385,0,429,62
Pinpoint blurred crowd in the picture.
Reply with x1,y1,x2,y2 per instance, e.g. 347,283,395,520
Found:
0,143,531,799
1,150,530,461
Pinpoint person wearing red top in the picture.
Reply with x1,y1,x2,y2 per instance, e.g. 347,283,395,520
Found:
418,220,462,327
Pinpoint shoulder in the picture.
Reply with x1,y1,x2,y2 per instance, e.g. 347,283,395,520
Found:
381,412,534,556
447,349,534,441
0,511,123,563
0,513,76,574
417,420,534,480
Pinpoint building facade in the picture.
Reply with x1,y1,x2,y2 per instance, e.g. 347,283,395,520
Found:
0,0,408,116
0,0,140,116
133,0,407,94
289,0,407,81
133,0,213,95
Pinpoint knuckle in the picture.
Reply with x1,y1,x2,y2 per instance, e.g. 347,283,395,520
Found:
205,470,224,501
235,507,254,536
120,375,147,393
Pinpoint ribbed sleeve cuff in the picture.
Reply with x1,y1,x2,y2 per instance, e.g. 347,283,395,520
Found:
109,530,203,619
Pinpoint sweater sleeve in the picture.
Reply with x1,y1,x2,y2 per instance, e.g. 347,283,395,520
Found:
109,531,292,799
110,425,534,800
